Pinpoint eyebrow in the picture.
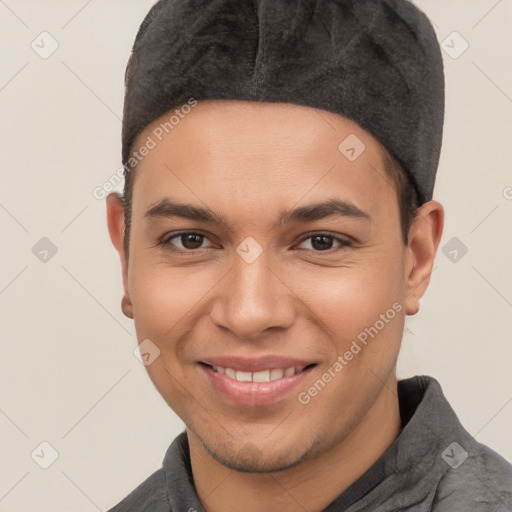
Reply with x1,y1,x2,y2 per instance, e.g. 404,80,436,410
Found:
144,197,371,229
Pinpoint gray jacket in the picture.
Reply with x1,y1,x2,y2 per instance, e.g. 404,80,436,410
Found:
108,375,512,511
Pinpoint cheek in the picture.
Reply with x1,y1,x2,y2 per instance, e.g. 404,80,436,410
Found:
297,258,405,421
300,251,405,343
128,257,209,339
127,261,206,410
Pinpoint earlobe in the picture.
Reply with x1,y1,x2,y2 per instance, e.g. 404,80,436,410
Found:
106,192,134,319
121,294,134,319
404,200,444,316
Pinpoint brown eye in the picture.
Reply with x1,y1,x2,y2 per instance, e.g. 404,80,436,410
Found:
296,233,352,252
178,233,205,250
161,232,210,252
310,235,334,251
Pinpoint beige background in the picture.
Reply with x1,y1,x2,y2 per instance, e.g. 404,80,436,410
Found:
0,1,511,511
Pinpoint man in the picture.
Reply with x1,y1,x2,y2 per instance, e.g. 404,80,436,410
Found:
106,0,512,510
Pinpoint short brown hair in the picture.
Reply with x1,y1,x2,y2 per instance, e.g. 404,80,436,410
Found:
379,144,420,245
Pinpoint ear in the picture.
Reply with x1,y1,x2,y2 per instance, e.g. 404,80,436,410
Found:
106,192,134,319
403,200,444,316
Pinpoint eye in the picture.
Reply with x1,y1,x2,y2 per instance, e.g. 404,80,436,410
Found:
160,232,213,252
158,231,353,254
295,233,352,252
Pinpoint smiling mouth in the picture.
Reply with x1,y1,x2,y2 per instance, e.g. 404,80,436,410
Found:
200,362,317,383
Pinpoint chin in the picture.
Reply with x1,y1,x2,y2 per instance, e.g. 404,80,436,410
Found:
196,430,319,473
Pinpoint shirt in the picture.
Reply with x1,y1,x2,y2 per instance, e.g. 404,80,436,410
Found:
107,375,512,511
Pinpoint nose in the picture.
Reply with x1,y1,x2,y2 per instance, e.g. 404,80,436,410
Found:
209,250,296,340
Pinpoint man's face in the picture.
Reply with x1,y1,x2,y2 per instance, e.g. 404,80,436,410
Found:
119,100,411,472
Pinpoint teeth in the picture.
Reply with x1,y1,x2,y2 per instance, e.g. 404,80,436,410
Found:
270,369,284,380
252,370,270,382
284,367,295,377
210,365,298,382
225,367,236,379
235,370,252,382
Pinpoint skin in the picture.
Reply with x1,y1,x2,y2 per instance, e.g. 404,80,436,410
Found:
107,100,444,512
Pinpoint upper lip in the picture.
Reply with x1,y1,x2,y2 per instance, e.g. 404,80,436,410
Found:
200,356,316,373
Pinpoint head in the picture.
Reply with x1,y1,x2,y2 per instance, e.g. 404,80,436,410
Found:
107,0,445,472
107,98,443,471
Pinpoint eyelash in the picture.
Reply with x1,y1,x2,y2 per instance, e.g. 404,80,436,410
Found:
158,231,353,254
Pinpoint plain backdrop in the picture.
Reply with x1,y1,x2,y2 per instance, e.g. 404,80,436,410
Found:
0,1,511,511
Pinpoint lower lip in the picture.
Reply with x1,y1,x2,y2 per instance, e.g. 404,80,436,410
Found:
199,364,314,407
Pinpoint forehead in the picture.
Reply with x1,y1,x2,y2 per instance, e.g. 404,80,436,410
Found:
129,100,397,226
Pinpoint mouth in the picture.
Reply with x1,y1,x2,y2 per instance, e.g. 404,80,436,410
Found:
201,362,314,382
198,359,317,407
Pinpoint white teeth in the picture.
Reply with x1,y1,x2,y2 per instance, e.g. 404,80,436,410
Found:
270,369,284,381
284,367,295,377
235,370,252,382
210,365,298,382
252,370,271,382
225,367,236,379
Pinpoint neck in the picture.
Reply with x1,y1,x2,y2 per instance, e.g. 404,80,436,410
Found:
189,372,402,512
